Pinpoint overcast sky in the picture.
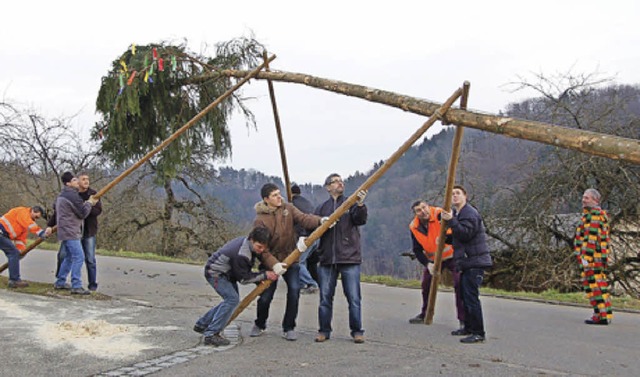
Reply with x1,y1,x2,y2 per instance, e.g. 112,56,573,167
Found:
2,1,639,184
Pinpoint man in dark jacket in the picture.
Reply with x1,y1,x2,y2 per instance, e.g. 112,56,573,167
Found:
194,227,282,346
314,173,368,344
46,172,97,295
442,185,492,344
290,184,320,294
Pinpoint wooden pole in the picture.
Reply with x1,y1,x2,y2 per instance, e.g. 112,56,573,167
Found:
424,81,470,325
209,69,640,165
0,56,276,274
262,51,292,201
226,85,465,326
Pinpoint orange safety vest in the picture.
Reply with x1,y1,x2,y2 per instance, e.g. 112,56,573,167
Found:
0,207,42,251
409,206,453,261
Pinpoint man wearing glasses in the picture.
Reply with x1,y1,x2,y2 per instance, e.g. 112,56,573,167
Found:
314,173,368,344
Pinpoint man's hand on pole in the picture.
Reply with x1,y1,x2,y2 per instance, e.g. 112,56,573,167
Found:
273,262,288,276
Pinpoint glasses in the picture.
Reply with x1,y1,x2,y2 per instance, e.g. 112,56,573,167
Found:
329,179,343,185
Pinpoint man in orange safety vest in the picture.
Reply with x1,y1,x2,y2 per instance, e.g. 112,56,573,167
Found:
408,200,464,328
0,206,49,288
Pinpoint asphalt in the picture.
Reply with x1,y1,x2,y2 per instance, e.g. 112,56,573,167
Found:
1,249,639,377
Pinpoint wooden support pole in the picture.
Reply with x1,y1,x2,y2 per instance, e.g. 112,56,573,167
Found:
0,56,276,274
262,51,292,201
226,85,465,326
424,81,470,325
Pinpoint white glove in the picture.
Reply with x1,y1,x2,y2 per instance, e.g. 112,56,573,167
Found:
273,262,288,276
321,216,336,228
297,237,308,253
87,195,99,206
356,189,368,206
427,262,435,275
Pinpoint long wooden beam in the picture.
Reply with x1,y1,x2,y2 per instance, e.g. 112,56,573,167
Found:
195,69,640,165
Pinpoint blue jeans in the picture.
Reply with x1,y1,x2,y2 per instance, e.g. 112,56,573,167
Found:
299,240,319,287
0,235,21,281
81,236,98,289
196,274,239,336
56,240,85,289
460,268,486,337
255,263,300,332
318,263,363,338
57,236,98,289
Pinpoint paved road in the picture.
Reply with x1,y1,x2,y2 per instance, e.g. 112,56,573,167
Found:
1,249,638,376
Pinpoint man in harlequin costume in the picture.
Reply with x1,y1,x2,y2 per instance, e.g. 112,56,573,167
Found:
408,200,464,330
574,188,613,325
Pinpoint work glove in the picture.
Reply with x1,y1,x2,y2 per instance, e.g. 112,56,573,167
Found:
321,216,336,228
427,262,435,275
37,230,47,239
87,195,99,206
356,189,368,206
297,237,308,253
273,262,288,276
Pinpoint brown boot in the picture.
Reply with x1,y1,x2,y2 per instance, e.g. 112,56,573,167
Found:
8,280,29,288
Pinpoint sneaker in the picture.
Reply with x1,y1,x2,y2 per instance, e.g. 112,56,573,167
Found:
193,324,206,334
353,334,365,344
204,333,231,346
250,325,264,337
53,283,71,290
70,288,91,295
460,334,485,343
314,333,329,342
584,318,609,325
8,280,29,289
306,286,318,294
451,328,471,336
409,314,425,324
282,330,297,341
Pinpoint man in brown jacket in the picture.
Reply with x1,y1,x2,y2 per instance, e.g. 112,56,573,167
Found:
251,183,326,341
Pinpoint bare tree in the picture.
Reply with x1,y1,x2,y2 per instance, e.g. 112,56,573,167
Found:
477,71,640,295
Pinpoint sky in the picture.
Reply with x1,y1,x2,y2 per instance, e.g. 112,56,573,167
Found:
2,1,639,185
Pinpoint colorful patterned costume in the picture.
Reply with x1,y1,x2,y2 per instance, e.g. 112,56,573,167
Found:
573,207,613,323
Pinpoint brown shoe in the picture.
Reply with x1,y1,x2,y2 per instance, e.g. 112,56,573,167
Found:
314,333,328,342
8,280,29,288
353,334,365,344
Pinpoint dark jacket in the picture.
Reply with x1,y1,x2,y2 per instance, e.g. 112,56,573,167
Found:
48,186,92,241
204,236,278,284
314,194,367,265
291,194,315,237
254,201,321,262
447,203,492,271
78,188,102,238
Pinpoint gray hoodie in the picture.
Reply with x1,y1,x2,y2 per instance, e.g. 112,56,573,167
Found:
50,186,92,241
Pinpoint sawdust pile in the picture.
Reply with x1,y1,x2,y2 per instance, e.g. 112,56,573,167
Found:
55,320,130,338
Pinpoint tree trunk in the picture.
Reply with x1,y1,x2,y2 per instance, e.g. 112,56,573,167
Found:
200,70,640,165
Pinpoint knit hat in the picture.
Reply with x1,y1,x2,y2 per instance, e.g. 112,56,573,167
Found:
291,184,301,195
61,171,75,185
